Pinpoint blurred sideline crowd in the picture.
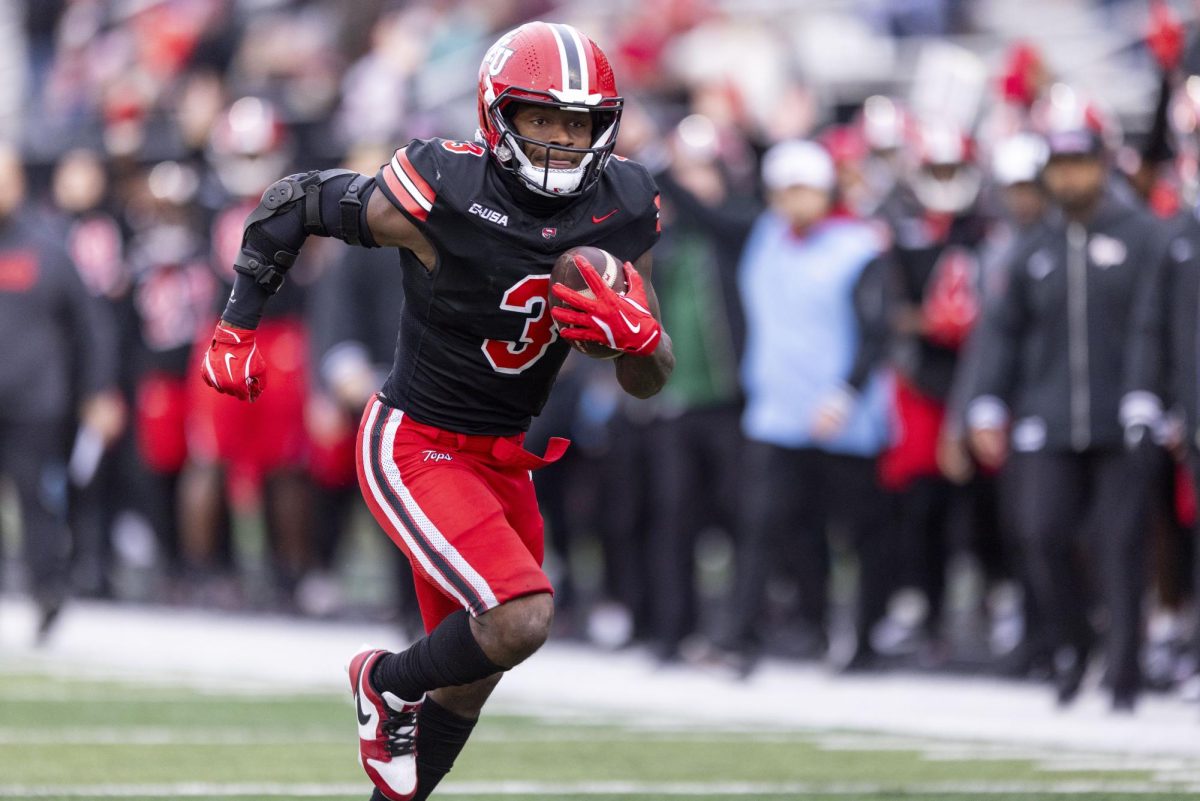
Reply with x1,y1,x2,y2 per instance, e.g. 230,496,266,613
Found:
2,0,1200,715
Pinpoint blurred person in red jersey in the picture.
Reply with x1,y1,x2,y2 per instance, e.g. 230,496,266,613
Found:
123,159,221,599
873,115,992,666
183,96,316,610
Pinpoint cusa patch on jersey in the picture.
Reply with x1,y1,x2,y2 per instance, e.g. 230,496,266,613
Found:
468,202,509,226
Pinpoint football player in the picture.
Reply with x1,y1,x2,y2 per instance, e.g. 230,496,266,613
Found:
200,21,672,801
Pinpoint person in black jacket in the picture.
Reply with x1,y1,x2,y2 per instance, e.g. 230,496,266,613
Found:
0,145,122,639
966,90,1169,711
1124,73,1200,704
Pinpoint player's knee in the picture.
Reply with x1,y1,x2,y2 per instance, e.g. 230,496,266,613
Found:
479,593,554,666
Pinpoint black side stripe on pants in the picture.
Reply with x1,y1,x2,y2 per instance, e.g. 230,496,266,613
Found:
369,407,487,615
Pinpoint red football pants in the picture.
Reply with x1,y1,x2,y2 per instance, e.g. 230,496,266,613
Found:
356,396,568,633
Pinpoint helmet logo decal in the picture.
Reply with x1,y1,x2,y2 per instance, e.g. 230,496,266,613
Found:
485,31,517,76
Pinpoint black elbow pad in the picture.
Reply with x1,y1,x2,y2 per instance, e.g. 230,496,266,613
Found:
233,170,379,294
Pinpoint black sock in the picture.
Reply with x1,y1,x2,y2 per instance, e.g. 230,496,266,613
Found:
411,697,478,801
371,609,505,701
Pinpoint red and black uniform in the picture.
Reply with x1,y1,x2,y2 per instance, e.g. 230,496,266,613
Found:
130,229,216,475
362,137,659,630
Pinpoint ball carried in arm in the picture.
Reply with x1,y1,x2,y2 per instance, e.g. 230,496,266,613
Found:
548,246,628,359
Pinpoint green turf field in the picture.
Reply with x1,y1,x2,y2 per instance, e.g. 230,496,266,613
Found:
1,671,1198,801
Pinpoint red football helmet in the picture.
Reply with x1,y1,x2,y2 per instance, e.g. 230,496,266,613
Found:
477,21,623,197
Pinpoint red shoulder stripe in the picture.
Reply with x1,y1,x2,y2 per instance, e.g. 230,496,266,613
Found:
382,148,435,222
396,149,436,206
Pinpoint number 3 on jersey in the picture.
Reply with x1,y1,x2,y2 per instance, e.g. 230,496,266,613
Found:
481,274,557,374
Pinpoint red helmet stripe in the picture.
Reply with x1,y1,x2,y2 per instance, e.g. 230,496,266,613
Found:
564,25,590,95
546,23,580,92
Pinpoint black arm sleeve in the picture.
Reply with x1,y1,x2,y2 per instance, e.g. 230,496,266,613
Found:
845,255,893,392
221,170,378,328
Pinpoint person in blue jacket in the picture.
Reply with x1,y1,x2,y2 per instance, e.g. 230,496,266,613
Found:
719,139,896,674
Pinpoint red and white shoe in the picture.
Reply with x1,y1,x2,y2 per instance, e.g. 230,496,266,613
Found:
349,648,423,801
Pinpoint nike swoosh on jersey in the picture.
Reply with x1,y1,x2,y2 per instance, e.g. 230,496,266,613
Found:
617,310,641,333
223,352,236,380
591,209,618,224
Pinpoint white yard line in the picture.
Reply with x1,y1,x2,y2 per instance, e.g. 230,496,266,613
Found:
2,597,1199,757
0,728,344,745
1,780,1200,797
0,727,805,746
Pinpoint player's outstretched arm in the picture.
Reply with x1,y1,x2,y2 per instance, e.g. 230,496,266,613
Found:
204,169,435,401
613,252,674,399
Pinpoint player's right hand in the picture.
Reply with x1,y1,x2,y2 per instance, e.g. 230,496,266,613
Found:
201,321,265,402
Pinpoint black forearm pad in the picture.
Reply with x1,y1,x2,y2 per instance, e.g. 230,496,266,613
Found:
221,273,272,330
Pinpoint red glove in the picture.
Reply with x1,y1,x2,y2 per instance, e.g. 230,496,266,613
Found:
550,257,661,356
201,322,265,402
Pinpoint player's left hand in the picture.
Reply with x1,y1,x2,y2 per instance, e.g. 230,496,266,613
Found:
550,257,661,356
201,321,266,402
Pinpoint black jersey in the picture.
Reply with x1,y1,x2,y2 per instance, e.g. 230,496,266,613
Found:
375,138,660,435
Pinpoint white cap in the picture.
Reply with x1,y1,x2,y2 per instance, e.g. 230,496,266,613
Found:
991,133,1048,186
762,140,835,192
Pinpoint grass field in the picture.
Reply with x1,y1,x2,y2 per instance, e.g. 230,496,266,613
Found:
2,670,1200,801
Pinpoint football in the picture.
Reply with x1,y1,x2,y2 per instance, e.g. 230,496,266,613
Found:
549,245,627,360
